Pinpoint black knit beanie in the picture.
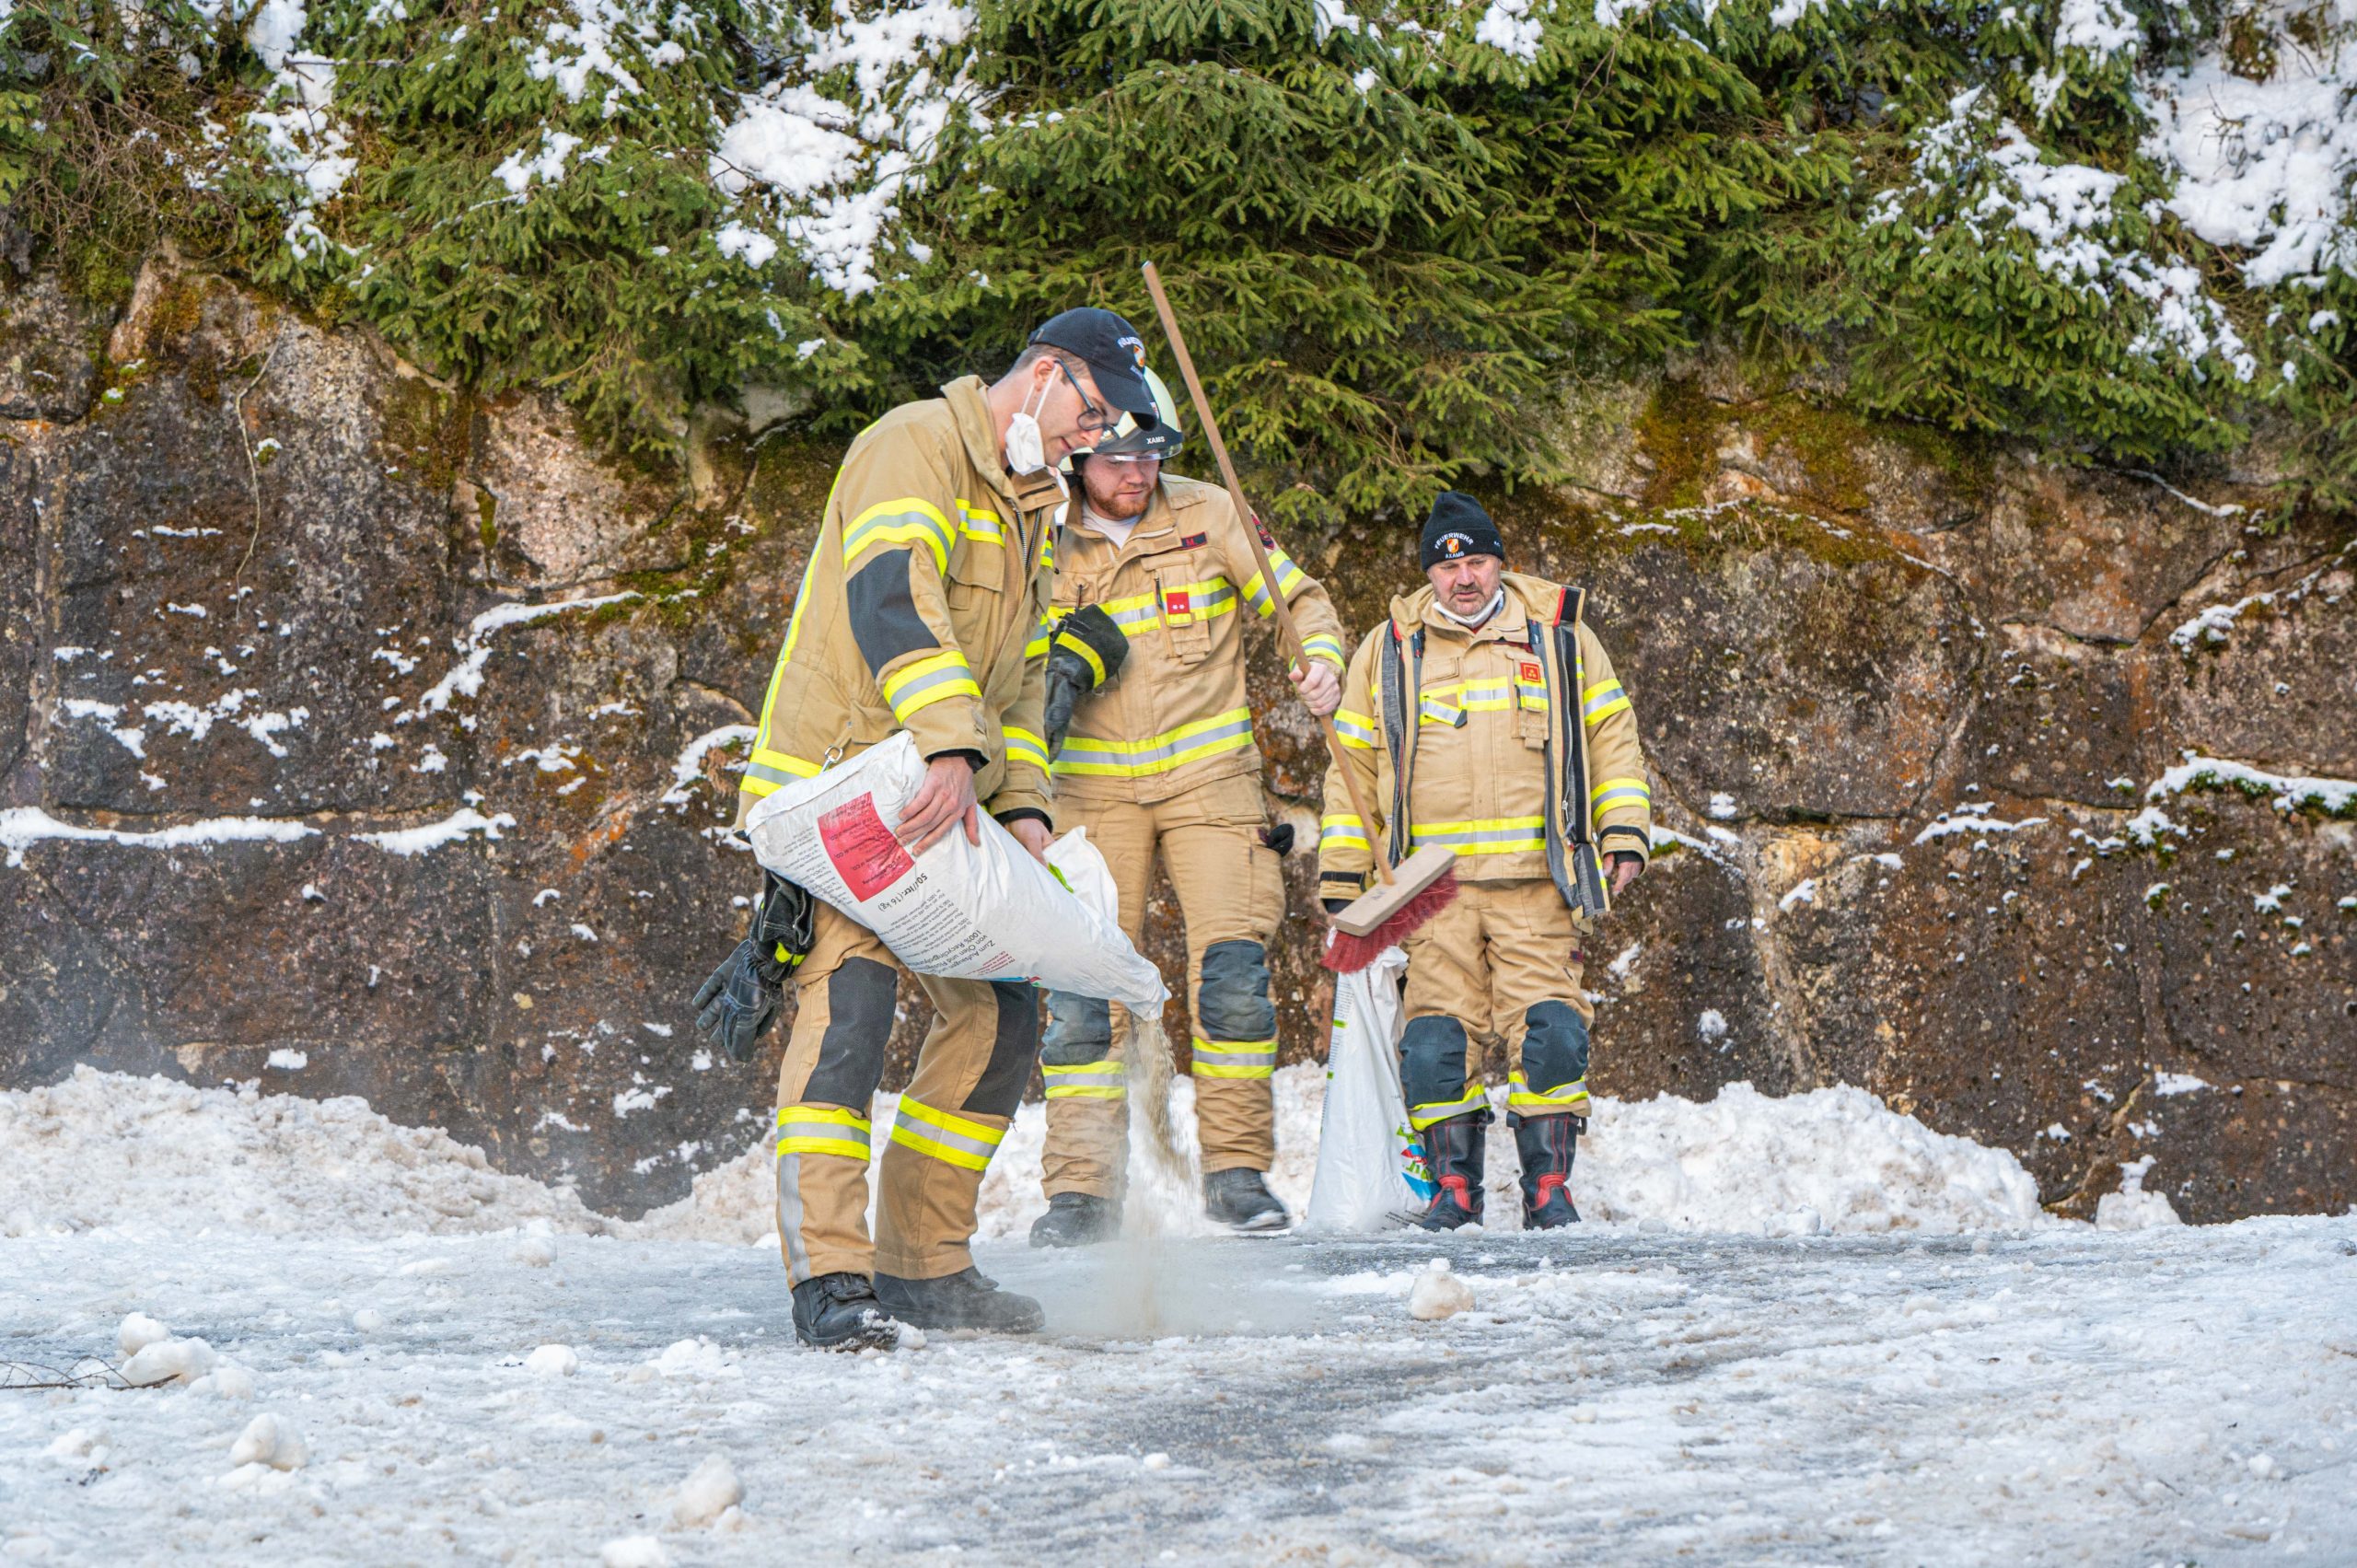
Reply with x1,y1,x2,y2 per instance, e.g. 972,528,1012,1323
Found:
1419,491,1506,571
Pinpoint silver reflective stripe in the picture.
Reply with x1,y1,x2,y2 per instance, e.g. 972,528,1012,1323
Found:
1194,1041,1278,1066
1413,826,1544,848
777,1119,871,1150
1057,713,1254,769
743,760,807,790
894,1107,998,1162
775,1151,812,1286
1045,1069,1127,1091
888,664,977,708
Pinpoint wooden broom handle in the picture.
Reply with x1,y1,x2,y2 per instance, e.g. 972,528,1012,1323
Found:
1140,261,1393,886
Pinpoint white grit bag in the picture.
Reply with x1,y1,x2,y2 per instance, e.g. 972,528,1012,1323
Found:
1305,944,1435,1231
742,732,1166,1011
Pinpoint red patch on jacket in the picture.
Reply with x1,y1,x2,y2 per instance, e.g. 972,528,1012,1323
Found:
1253,517,1276,547
1519,661,1543,684
1165,590,1191,615
1179,532,1207,550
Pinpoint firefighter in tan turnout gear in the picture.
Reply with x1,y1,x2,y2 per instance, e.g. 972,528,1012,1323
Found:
1027,369,1348,1244
1317,494,1653,1231
693,308,1164,1349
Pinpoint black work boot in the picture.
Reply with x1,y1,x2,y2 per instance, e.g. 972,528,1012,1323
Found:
872,1267,1045,1334
1515,1113,1584,1230
1202,1167,1291,1232
1413,1112,1488,1231
1029,1191,1120,1249
790,1272,901,1351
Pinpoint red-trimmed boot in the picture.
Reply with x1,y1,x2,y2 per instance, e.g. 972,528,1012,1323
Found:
1515,1113,1584,1229
1412,1112,1486,1231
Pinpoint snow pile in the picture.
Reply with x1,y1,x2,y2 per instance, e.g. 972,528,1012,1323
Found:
1578,1081,2054,1233
0,1053,2075,1247
0,1067,615,1239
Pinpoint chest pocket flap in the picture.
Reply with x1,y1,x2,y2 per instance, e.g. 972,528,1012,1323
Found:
1151,554,1225,664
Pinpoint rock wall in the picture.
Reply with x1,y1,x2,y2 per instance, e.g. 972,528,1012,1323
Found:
4,262,2351,1221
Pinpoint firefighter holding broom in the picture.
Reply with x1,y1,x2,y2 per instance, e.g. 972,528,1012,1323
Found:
1316,494,1654,1230
1027,366,1350,1244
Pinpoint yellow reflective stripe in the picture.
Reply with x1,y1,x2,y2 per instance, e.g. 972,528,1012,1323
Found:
1044,1060,1126,1099
1054,628,1108,685
1507,1073,1591,1113
1054,708,1254,778
1300,632,1346,668
955,498,1003,544
1418,695,1465,727
1584,679,1631,726
776,1103,873,1160
777,531,827,666
1025,613,1054,660
1408,1087,1488,1130
1411,816,1546,854
1319,814,1370,852
1333,710,1378,749
1038,525,1055,571
888,1096,1005,1170
842,498,956,573
1005,726,1050,772
1159,578,1237,625
881,649,981,722
1591,776,1652,813
1099,591,1163,635
1241,551,1309,617
1192,1037,1276,1078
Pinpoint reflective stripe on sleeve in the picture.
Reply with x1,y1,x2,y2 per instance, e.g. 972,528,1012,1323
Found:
1054,708,1254,778
1332,710,1378,749
1507,1073,1591,1115
881,649,981,723
1043,1060,1127,1100
1299,632,1346,668
1583,679,1631,725
1025,613,1053,660
1319,813,1370,853
888,1096,1005,1171
1590,776,1653,815
1411,816,1546,854
1240,552,1308,618
775,1103,872,1161
1004,726,1050,772
842,499,956,573
1191,1037,1277,1079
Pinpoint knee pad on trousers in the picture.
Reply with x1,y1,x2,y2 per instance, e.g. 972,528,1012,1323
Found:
960,980,1042,1119
1195,939,1275,1041
1520,1001,1591,1095
1399,1015,1471,1117
1040,991,1112,1066
801,956,896,1107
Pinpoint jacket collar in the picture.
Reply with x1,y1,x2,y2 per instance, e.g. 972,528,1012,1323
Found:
942,375,1066,521
1394,579,1534,643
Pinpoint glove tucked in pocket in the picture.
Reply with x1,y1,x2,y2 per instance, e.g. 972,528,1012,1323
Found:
1042,602,1130,757
691,871,816,1063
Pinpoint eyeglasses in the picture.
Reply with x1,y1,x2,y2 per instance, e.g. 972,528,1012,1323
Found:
1055,360,1120,436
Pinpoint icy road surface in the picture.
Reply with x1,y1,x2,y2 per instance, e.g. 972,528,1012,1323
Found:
5,1218,2353,1564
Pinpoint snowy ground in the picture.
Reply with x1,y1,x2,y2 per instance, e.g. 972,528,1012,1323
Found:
4,1071,2353,1565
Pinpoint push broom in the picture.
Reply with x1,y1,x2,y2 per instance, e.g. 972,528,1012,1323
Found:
1138,261,1456,975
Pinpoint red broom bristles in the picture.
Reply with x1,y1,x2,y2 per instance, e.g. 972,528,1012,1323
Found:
1319,865,1459,976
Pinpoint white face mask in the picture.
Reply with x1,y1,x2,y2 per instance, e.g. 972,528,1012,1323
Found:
1004,373,1055,476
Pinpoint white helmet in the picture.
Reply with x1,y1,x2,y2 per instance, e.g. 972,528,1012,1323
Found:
1064,366,1184,471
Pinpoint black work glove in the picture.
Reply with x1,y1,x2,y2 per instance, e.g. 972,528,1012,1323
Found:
692,872,816,1063
1042,604,1129,757
1260,822,1295,857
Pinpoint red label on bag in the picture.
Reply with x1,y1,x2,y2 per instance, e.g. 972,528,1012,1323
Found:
819,795,914,900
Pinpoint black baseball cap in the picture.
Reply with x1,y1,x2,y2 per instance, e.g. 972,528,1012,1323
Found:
1028,308,1160,417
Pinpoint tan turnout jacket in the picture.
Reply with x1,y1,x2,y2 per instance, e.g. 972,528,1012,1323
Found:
1317,572,1653,898
737,377,1065,825
1051,475,1345,804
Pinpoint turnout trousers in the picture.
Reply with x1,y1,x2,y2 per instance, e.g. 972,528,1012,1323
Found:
1398,877,1594,1131
772,902,1041,1285
1040,772,1286,1195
